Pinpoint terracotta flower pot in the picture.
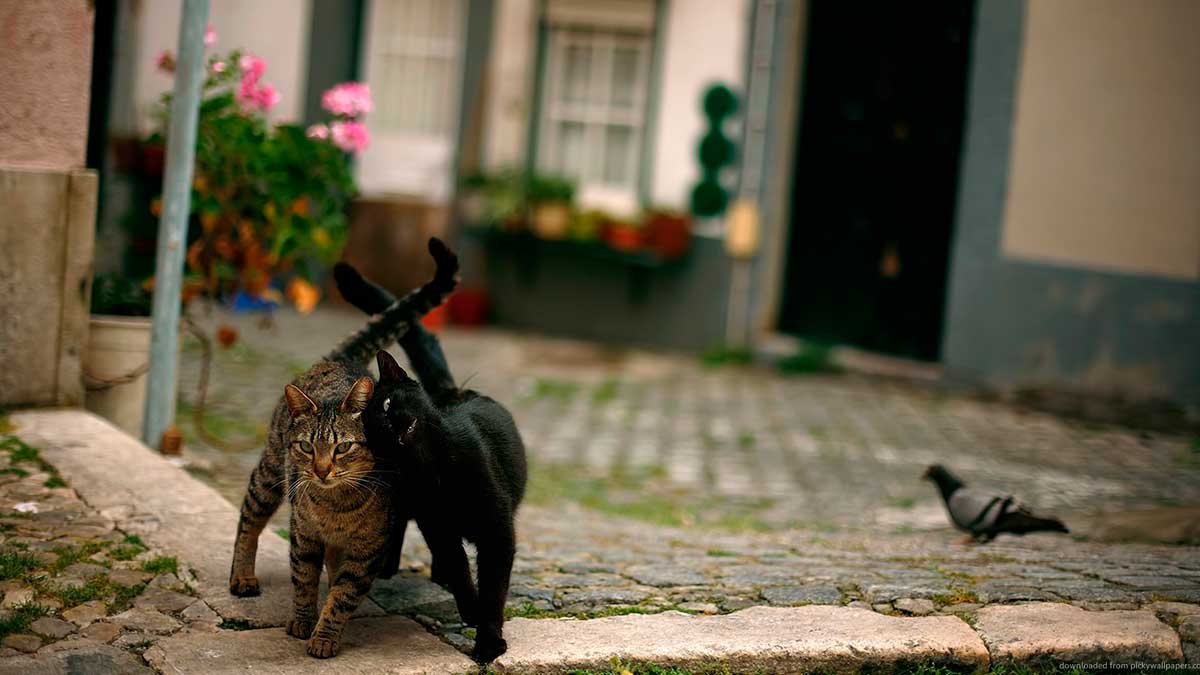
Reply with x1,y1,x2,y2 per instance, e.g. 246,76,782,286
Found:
532,202,571,240
448,289,489,326
646,212,692,258
604,223,644,252
421,304,449,332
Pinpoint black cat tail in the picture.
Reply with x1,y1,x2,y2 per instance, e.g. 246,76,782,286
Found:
333,262,394,315
335,252,458,399
326,238,459,365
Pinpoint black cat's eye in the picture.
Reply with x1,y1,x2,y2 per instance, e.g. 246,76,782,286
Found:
294,441,314,455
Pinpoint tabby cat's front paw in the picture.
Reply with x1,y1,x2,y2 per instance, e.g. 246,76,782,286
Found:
229,576,260,597
286,617,315,640
473,633,507,663
306,636,340,658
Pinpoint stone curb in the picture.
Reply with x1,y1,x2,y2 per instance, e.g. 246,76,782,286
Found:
976,602,1184,666
493,606,989,674
144,615,476,674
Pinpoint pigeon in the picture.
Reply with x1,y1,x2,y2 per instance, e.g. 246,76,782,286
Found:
922,464,1069,543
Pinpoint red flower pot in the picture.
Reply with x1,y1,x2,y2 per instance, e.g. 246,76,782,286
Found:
421,304,448,332
604,223,644,252
448,289,489,326
646,212,692,258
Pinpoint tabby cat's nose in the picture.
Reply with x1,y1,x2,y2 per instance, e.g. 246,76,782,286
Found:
314,465,331,480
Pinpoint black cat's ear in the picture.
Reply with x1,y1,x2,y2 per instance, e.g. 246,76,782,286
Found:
284,384,318,418
376,350,410,383
341,376,374,415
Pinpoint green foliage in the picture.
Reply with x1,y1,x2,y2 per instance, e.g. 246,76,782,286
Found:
141,556,179,575
151,48,354,302
43,476,67,489
1,435,40,464
49,542,107,574
528,173,576,204
591,379,621,405
700,345,753,367
90,273,153,317
777,343,841,375
0,550,40,580
0,602,49,640
529,378,581,402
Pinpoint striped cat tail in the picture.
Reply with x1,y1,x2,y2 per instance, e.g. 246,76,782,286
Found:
326,238,459,365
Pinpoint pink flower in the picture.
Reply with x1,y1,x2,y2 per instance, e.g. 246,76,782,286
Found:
330,120,370,153
236,73,259,109
321,82,372,117
256,83,281,110
211,60,226,74
156,50,175,73
239,53,266,82
204,24,217,48
306,124,330,140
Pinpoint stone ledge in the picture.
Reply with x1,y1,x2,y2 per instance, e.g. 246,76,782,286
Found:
492,605,989,674
9,409,384,627
145,615,475,674
975,602,1184,666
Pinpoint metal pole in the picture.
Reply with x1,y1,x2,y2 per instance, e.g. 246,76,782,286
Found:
143,0,210,446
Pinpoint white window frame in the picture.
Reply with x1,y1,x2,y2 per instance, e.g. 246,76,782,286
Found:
537,27,653,215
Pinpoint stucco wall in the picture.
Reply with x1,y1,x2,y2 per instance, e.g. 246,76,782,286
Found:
999,0,1200,281
943,0,1200,407
130,0,313,130
0,0,94,169
649,0,750,208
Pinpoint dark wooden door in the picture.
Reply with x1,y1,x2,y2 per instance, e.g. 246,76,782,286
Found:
777,0,976,361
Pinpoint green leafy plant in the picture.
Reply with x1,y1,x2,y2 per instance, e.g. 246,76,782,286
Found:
90,273,152,317
528,173,576,204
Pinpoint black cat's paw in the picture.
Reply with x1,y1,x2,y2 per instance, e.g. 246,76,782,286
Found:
306,636,340,658
472,633,507,663
229,576,260,597
286,616,316,640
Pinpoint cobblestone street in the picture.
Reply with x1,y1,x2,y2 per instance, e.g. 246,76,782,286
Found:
170,306,1200,651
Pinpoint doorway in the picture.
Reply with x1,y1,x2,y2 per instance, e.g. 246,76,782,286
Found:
777,1,976,361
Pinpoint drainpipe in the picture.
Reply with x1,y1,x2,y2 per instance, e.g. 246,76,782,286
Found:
143,0,210,447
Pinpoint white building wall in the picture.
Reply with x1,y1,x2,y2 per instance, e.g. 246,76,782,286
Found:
130,0,313,132
649,0,750,209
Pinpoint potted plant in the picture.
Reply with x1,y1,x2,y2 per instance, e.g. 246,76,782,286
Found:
645,207,692,258
569,209,607,242
85,274,153,436
528,173,575,240
142,32,369,447
603,213,645,252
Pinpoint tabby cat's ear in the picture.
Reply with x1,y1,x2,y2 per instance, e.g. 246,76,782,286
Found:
341,376,374,414
376,350,410,383
284,384,318,418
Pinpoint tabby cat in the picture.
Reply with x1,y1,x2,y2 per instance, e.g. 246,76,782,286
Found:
228,238,458,659
335,264,527,662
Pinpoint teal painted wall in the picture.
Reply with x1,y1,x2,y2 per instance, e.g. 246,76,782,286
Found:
943,0,1200,406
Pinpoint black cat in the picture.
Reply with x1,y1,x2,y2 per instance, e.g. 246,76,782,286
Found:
334,263,527,663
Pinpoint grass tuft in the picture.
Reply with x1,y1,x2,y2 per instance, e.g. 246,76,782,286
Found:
141,556,179,575
0,601,49,640
0,550,41,580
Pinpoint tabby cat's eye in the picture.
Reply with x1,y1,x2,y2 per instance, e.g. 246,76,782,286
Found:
333,442,354,457
294,441,314,455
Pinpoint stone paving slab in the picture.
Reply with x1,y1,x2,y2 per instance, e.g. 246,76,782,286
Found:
9,410,386,628
492,605,989,674
144,616,475,674
0,642,154,675
975,602,1183,666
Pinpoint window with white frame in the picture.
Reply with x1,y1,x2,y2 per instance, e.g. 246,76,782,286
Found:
368,0,463,137
537,2,656,213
